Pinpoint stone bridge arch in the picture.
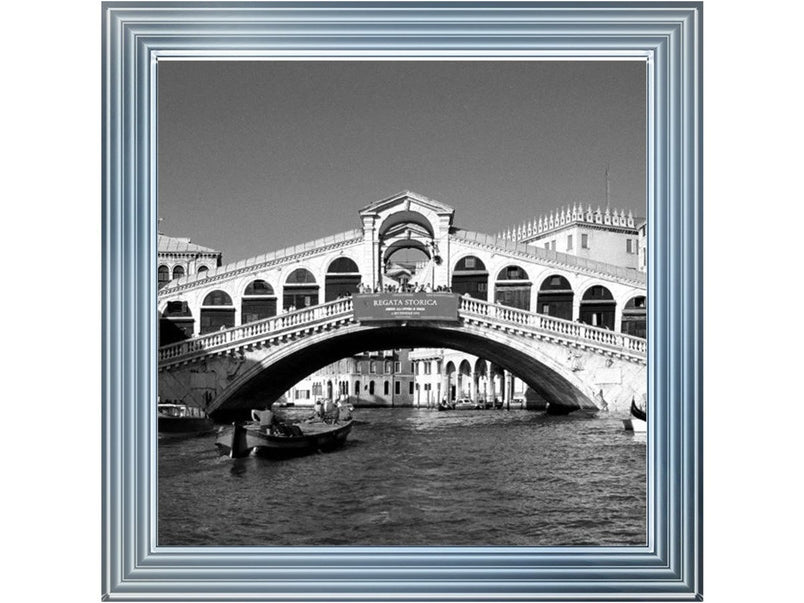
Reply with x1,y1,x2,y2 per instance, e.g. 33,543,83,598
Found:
205,321,609,418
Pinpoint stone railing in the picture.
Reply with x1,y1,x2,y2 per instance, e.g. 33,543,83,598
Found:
159,295,646,367
158,298,354,364
457,296,647,358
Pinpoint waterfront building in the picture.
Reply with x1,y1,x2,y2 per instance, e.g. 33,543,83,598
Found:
285,349,415,407
158,233,223,289
498,205,642,271
408,348,534,409
158,234,223,343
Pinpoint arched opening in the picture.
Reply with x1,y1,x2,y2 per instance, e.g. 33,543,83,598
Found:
200,290,235,334
445,361,456,402
458,359,472,398
158,265,170,289
474,358,489,403
159,300,194,345
580,285,616,330
369,380,375,396
621,295,646,338
283,268,318,311
495,265,532,311
452,256,489,300
383,245,430,289
378,210,435,238
209,325,600,419
326,381,333,400
537,274,574,320
197,265,209,275
241,279,277,324
325,257,361,301
172,265,185,280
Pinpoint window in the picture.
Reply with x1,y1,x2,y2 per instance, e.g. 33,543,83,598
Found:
626,239,633,253
581,234,589,249
424,363,432,375
369,381,375,395
384,381,390,395
395,381,401,395
197,265,209,274
394,362,401,372
385,361,393,374
172,265,185,280
369,362,376,373
158,265,170,288
409,382,414,394
567,235,573,251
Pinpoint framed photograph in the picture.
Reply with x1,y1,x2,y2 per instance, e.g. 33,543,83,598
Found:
103,1,702,600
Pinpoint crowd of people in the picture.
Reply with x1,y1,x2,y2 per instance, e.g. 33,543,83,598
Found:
355,283,453,294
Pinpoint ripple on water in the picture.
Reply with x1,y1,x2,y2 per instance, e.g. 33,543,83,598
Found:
158,408,646,546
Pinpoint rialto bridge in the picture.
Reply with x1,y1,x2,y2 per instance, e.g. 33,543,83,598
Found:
158,191,646,419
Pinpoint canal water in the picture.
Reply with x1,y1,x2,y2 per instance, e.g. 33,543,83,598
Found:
158,408,646,546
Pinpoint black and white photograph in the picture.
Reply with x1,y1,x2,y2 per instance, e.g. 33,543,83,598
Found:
155,60,649,547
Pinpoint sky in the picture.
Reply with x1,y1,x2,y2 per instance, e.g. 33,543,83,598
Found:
158,60,646,263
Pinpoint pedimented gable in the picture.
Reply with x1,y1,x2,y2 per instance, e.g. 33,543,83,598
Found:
359,190,455,220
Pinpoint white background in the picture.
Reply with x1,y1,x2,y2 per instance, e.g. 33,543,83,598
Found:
3,1,801,601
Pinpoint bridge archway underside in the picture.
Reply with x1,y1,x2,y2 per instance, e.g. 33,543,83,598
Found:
158,299,646,418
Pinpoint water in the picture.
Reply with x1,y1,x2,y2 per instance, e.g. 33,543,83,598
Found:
158,408,646,546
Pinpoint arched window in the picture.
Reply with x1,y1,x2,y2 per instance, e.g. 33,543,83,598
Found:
452,256,489,300
159,300,194,345
325,257,361,301
384,381,390,395
369,380,375,395
494,265,532,311
241,279,277,324
172,265,185,280
284,268,318,310
622,295,646,338
354,381,360,396
158,265,170,289
537,274,574,320
200,290,235,334
579,285,616,330
197,265,209,274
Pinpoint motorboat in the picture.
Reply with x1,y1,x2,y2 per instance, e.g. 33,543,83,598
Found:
158,403,214,438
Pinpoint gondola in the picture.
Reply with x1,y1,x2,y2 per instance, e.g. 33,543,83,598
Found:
215,418,354,458
623,398,647,432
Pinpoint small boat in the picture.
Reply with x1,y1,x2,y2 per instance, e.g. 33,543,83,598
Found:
158,403,214,438
453,398,482,410
623,398,647,432
215,418,354,458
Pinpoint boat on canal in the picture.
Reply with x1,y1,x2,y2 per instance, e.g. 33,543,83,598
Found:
215,416,354,458
623,398,647,432
158,403,214,438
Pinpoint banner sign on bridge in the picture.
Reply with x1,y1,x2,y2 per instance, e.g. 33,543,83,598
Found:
353,293,460,322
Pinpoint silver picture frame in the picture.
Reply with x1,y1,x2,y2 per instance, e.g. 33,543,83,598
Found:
102,1,702,600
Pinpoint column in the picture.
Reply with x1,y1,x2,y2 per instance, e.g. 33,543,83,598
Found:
503,370,512,410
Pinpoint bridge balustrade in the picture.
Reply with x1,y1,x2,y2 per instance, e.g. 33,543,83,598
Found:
158,294,646,366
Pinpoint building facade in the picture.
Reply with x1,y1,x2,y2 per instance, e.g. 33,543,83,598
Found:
285,349,416,407
158,234,223,289
498,205,642,270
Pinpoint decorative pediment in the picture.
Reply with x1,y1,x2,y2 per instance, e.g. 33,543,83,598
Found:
359,190,455,219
